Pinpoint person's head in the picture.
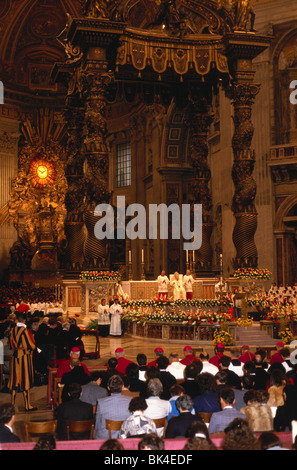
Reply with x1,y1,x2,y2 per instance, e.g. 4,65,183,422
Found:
183,345,193,357
101,298,106,305
115,347,125,358
0,403,16,425
199,352,210,361
108,357,118,369
175,394,193,413
107,375,124,394
243,389,261,405
154,347,164,358
137,353,147,367
128,396,148,413
156,355,169,370
196,372,218,394
138,433,164,450
168,352,180,363
219,387,235,407
186,269,190,276
185,361,202,379
68,382,82,400
100,439,124,450
126,362,140,380
90,371,105,384
222,418,259,450
242,375,255,396
254,349,266,365
16,311,26,324
243,361,256,375
160,270,165,276
169,384,185,398
241,345,250,353
145,366,160,381
219,356,231,369
70,347,80,360
215,370,228,386
268,368,287,387
215,342,225,354
258,432,283,450
276,341,284,351
146,378,163,398
174,272,179,280
280,348,290,361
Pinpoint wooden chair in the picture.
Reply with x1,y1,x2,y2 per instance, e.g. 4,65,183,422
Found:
65,419,95,440
105,419,124,439
152,416,168,438
198,412,212,424
24,420,57,442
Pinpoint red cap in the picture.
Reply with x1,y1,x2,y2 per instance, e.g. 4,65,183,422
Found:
71,347,80,353
216,342,224,348
154,347,164,352
115,347,124,353
277,341,284,347
242,345,249,349
184,345,193,351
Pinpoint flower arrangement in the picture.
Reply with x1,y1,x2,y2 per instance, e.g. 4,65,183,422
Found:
122,305,233,326
278,327,293,345
233,268,271,280
237,317,253,327
212,329,235,346
79,270,121,282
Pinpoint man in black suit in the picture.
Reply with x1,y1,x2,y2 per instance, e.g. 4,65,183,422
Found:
156,356,177,400
55,382,94,440
179,361,203,399
0,403,20,443
165,394,202,438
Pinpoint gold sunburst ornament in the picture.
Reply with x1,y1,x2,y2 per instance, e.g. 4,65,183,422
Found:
30,157,55,189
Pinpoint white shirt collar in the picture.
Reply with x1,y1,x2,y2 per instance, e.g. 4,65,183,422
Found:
17,322,26,328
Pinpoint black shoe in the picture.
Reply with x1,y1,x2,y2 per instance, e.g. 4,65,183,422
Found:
25,407,38,412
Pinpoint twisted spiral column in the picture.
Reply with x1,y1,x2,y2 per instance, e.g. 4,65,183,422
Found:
229,82,260,268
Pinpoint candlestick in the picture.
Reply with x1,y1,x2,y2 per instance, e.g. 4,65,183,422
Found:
192,250,195,263
186,250,188,263
129,250,131,263
141,249,144,263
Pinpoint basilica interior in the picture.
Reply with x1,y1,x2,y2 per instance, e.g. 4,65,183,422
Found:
0,0,295,328
1,0,297,451
0,0,295,293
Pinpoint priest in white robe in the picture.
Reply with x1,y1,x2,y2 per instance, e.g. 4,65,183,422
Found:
170,272,186,301
109,297,123,336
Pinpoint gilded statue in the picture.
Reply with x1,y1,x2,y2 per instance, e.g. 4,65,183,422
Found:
231,0,255,32
82,0,110,18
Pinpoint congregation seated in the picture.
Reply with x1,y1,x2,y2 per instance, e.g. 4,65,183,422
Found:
55,382,94,441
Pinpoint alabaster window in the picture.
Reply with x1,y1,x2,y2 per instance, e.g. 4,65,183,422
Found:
116,142,131,188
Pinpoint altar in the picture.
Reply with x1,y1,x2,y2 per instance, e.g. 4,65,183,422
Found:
62,276,242,326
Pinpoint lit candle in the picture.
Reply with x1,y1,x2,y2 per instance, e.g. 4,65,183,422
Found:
142,249,144,263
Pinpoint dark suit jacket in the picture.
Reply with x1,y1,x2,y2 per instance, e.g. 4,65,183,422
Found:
165,412,202,438
56,397,94,440
159,370,177,400
180,379,199,399
0,424,20,443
